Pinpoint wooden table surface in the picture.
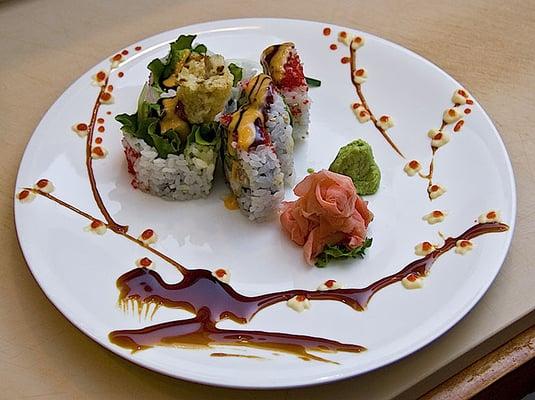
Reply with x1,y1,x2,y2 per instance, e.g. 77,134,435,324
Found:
1,0,534,398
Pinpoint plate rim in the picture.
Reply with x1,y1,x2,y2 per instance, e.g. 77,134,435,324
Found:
13,17,517,389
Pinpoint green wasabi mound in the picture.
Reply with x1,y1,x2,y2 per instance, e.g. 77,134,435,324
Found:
329,139,381,195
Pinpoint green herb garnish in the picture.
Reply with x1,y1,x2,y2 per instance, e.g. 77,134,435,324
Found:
305,76,321,87
228,63,243,86
307,167,315,173
193,43,207,54
315,238,372,268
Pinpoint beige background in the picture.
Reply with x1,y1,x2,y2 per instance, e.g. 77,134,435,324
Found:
1,0,534,398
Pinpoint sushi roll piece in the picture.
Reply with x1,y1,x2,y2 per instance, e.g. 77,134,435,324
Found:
225,73,294,185
221,73,294,221
116,35,235,200
261,42,311,140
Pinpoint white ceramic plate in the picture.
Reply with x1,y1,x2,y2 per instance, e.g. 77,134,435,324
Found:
14,18,515,388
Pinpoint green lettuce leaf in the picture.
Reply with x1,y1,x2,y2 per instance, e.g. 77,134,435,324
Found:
315,238,373,268
147,58,165,92
193,44,207,54
115,113,137,134
228,63,243,86
305,76,321,87
149,127,180,159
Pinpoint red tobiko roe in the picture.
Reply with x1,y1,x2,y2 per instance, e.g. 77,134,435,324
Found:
280,170,373,265
139,257,152,267
279,53,307,90
141,229,154,240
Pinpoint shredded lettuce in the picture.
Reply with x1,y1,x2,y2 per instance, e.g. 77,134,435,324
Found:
116,101,219,159
315,238,373,268
228,63,243,86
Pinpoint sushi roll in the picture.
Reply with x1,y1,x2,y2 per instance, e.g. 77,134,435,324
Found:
116,35,235,200
221,73,294,221
261,42,311,140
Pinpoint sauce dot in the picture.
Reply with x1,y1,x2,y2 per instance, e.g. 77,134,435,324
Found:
355,68,365,76
106,111,112,115
379,115,389,122
407,274,417,282
141,229,154,240
340,31,347,38
140,257,152,267
460,240,470,247
458,89,467,97
422,242,433,251
18,190,30,200
329,43,337,50
100,92,112,102
409,160,419,169
487,211,496,219
76,123,88,131
135,46,142,51
325,279,336,288
97,117,104,124
121,49,129,56
95,137,103,144
118,71,124,78
296,295,306,302
359,111,368,117
215,269,226,278
448,109,456,116
466,99,474,105
430,185,439,192
323,27,331,36
96,71,106,81
454,120,464,132
464,108,471,114
432,211,443,218
107,85,114,92
112,54,122,62
433,133,443,140
98,126,105,133
91,220,103,229
341,56,350,64
354,36,362,43
352,103,360,109
36,179,49,188
92,146,104,157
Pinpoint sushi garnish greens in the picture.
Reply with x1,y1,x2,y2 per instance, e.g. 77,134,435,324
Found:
315,238,373,268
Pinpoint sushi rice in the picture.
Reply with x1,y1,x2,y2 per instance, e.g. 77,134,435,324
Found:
122,133,219,200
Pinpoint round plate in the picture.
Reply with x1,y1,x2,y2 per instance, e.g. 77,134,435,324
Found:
14,18,515,388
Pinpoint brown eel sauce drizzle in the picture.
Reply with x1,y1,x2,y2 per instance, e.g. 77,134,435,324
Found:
85,72,128,234
348,43,405,158
20,50,509,363
106,221,508,359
